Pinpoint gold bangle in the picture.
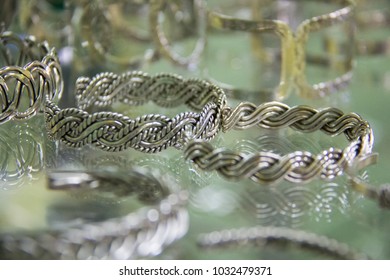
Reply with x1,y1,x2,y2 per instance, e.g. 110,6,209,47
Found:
207,0,356,100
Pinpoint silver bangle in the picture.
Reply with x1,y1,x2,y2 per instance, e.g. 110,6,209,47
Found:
185,101,374,184
198,226,369,260
0,168,189,259
0,31,63,124
45,71,226,153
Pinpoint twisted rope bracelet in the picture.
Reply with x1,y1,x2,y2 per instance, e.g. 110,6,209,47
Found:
185,102,374,184
1,168,189,259
0,31,63,124
198,226,369,260
45,71,226,153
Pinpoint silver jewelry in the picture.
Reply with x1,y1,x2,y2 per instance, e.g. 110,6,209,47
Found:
45,71,226,153
185,102,374,184
0,168,189,259
0,31,63,124
198,226,369,260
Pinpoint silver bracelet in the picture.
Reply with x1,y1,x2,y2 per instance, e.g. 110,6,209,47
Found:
0,31,63,124
198,226,369,260
45,71,226,153
185,101,374,184
0,168,189,259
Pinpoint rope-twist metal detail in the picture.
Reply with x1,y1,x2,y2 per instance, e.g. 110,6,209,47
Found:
45,71,226,153
185,102,373,184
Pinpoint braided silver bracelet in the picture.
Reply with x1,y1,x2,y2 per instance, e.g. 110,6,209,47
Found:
0,168,189,259
0,31,63,124
45,71,226,153
198,226,369,260
185,101,374,184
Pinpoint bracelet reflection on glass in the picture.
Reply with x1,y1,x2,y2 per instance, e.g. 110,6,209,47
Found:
45,71,226,153
0,117,55,190
198,226,369,260
149,0,206,68
206,0,355,100
0,31,63,124
184,101,374,184
0,168,189,259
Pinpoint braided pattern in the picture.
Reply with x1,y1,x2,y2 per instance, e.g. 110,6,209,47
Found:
45,71,226,153
0,171,189,260
0,31,63,124
197,226,369,260
222,102,369,140
185,102,373,184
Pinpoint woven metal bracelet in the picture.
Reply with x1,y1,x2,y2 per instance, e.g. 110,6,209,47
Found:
207,0,355,99
45,71,226,153
185,101,374,184
198,226,369,260
0,168,189,260
0,31,63,124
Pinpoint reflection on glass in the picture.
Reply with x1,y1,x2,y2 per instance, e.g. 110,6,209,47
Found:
0,168,189,259
0,117,54,190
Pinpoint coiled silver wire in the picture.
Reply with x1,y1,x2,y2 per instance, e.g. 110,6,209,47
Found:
45,71,226,153
0,168,189,259
0,31,63,124
185,102,374,184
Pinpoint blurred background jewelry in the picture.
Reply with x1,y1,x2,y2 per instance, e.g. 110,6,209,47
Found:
354,1,390,56
0,0,17,31
149,0,206,69
0,168,189,259
197,226,369,260
76,0,159,71
0,31,63,124
185,101,374,184
45,71,226,153
204,0,355,101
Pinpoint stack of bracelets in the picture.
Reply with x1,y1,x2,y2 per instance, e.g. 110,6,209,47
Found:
0,0,388,260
